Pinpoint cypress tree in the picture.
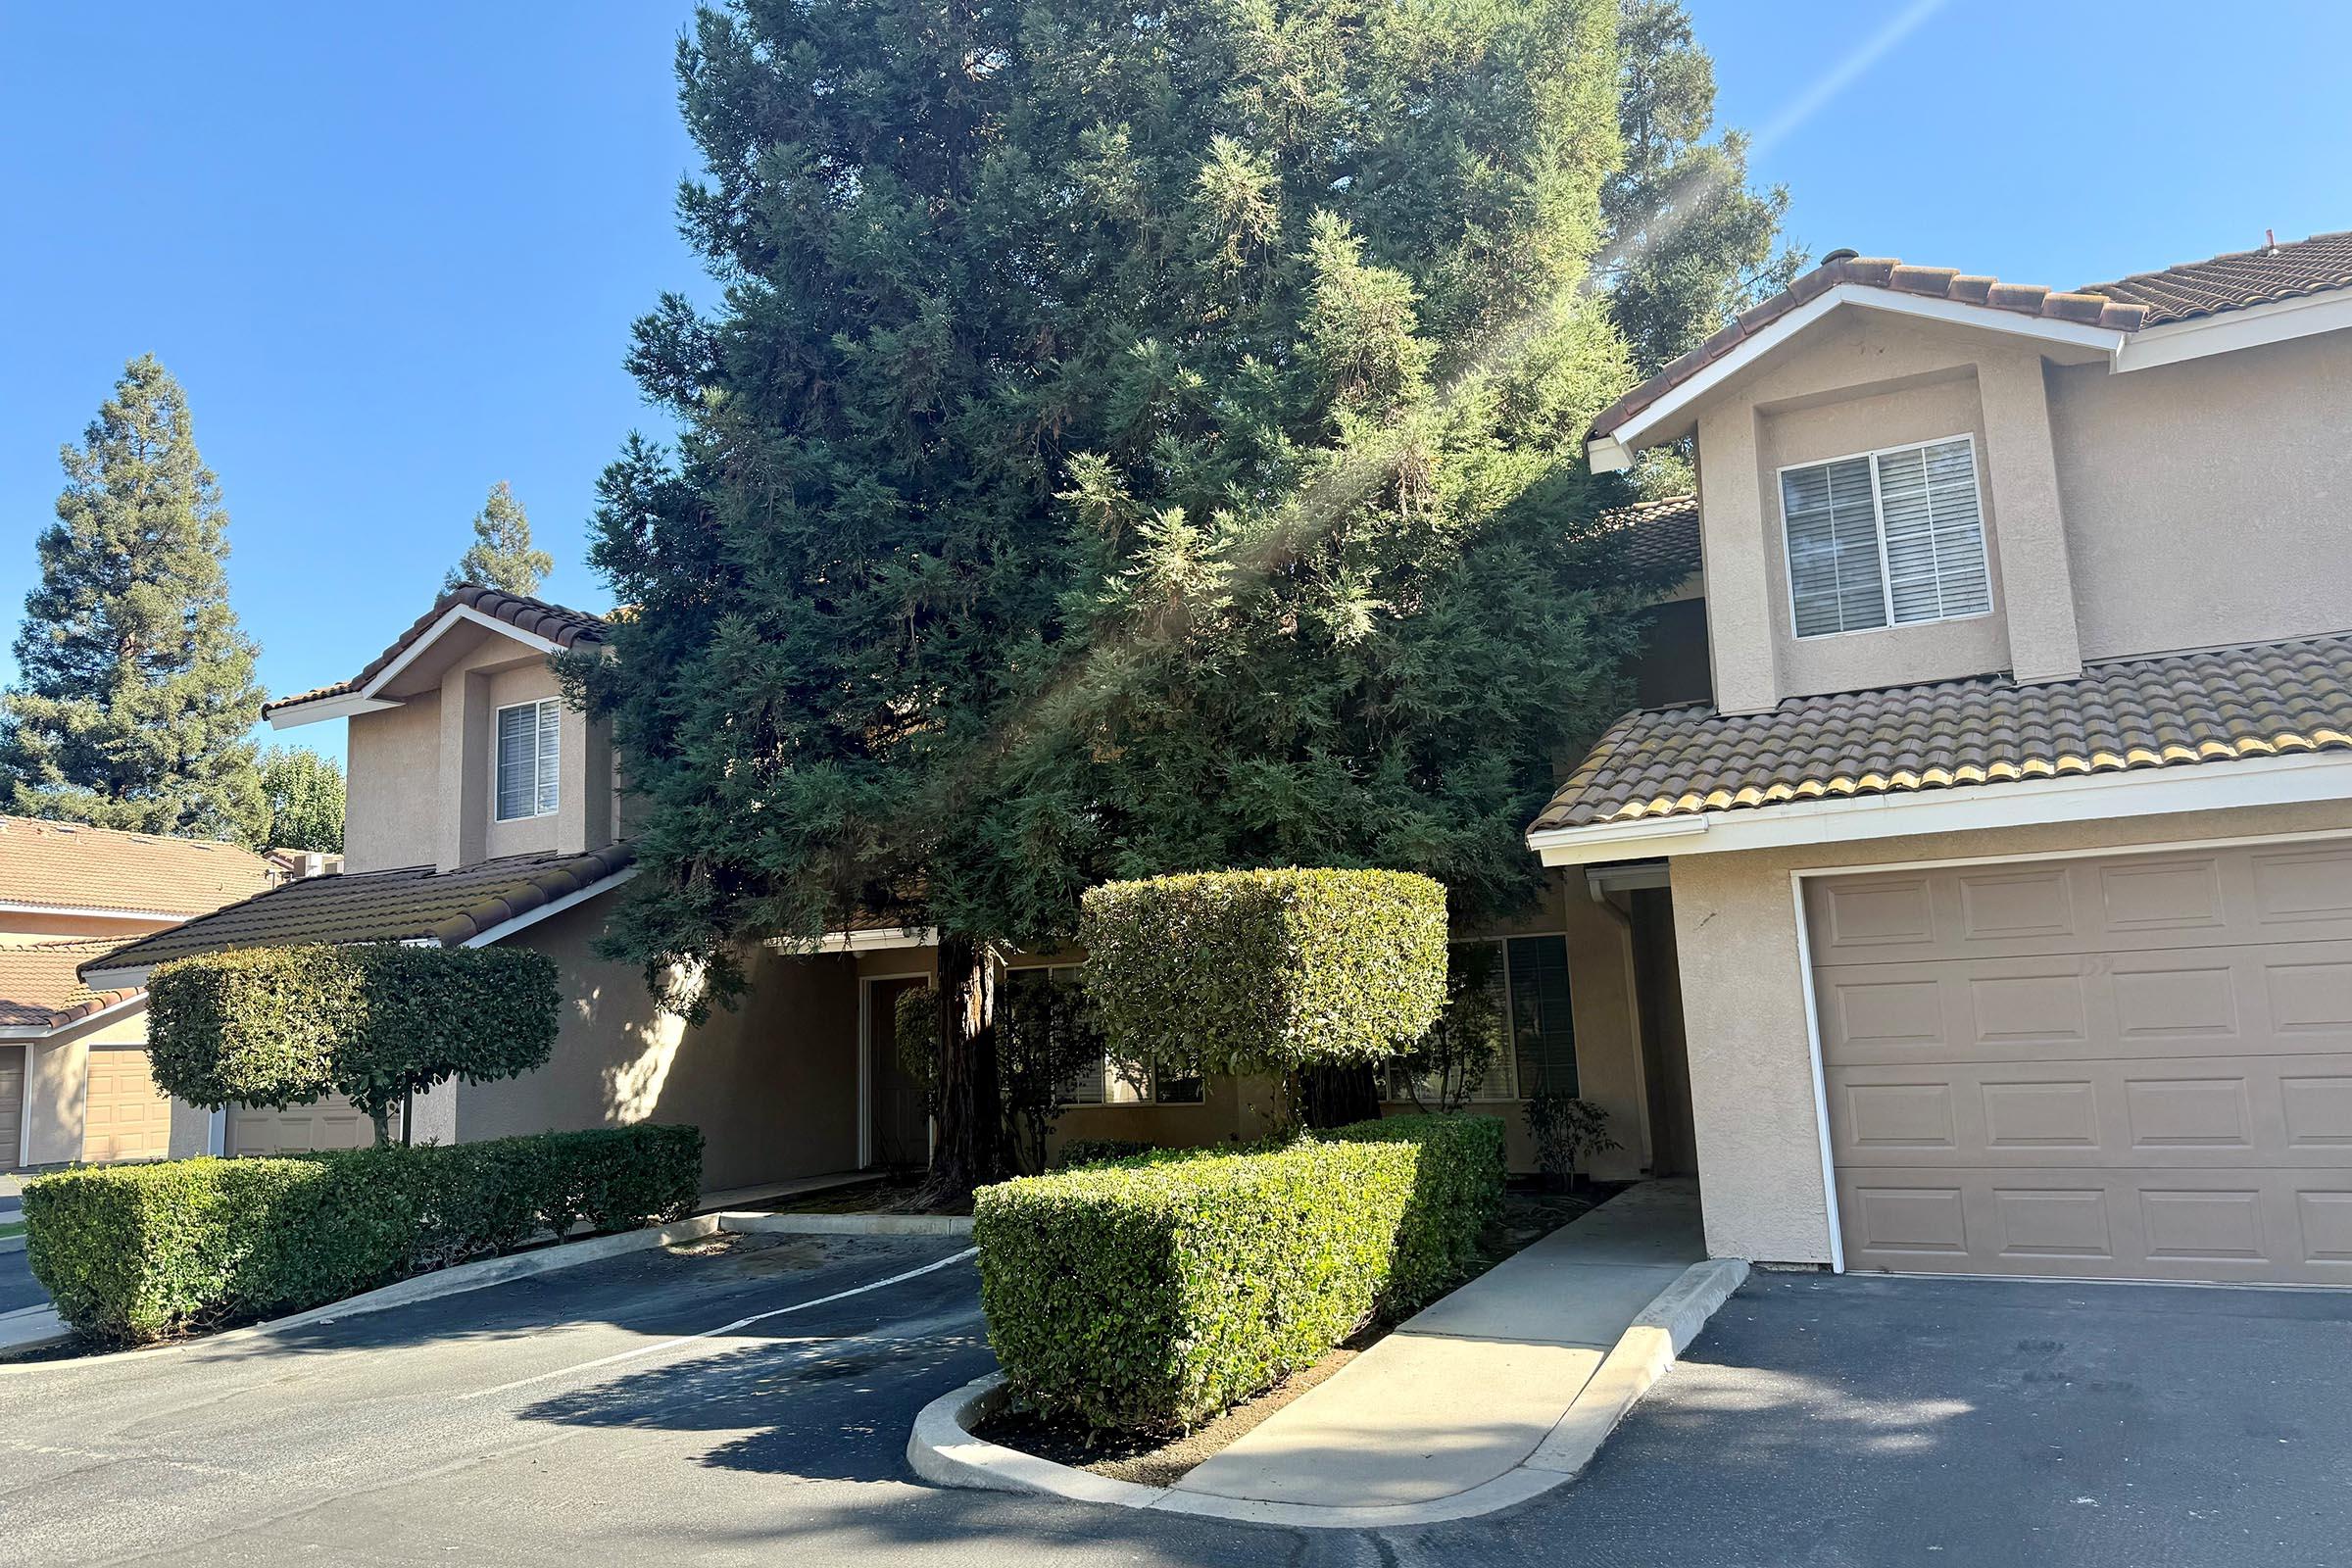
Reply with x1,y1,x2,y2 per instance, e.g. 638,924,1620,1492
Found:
445,480,554,596
0,356,268,843
579,0,1665,1194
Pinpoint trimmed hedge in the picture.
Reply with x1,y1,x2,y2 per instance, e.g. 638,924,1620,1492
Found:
147,944,562,1143
974,1113,1502,1433
1078,868,1447,1078
24,1125,702,1346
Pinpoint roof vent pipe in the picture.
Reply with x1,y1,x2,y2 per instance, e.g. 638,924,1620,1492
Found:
1821,247,1859,265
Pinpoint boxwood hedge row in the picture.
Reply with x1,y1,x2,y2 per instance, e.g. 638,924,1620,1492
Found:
24,1125,703,1346
974,1113,1503,1433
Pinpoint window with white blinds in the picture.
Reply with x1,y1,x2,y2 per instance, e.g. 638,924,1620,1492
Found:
1781,435,1989,639
495,699,561,821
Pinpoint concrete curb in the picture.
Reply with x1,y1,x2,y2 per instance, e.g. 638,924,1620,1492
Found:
906,1255,1749,1529
723,1211,975,1238
0,1214,725,1371
0,1232,24,1256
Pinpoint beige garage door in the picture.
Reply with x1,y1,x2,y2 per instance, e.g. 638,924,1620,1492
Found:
83,1046,172,1163
0,1046,22,1169
231,1094,381,1156
1811,840,2352,1285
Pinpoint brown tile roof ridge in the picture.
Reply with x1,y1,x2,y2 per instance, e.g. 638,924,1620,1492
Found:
77,843,638,981
263,584,611,716
1531,630,2352,834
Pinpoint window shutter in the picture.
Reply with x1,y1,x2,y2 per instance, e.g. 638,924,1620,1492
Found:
1505,935,1578,1099
1782,457,1886,636
534,700,562,815
496,706,534,820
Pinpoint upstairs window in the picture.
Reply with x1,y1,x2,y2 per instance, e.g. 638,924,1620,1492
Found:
1781,435,1990,639
495,699,561,821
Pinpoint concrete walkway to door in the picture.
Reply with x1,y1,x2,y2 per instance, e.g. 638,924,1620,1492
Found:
1166,1179,1733,1522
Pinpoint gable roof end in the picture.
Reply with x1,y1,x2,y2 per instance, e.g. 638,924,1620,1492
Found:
263,584,610,720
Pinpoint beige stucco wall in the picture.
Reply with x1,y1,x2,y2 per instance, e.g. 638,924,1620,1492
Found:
1692,311,2093,712
457,899,861,1192
480,661,563,862
1668,796,2352,1266
2050,326,2352,661
346,692,441,872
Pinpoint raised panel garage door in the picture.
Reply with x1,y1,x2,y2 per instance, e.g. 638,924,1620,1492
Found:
1810,840,2352,1284
83,1046,172,1162
230,1094,381,1155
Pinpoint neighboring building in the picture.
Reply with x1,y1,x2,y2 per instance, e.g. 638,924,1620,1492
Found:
0,817,274,1167
1527,230,2352,1286
85,587,860,1191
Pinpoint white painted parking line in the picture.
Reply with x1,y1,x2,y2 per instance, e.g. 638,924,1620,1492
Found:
463,1246,979,1399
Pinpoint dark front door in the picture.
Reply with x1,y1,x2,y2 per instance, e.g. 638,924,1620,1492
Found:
869,976,932,1167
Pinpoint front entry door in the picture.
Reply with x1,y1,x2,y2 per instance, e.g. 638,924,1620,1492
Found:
868,976,932,1168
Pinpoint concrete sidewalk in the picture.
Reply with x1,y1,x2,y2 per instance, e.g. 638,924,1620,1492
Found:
1172,1180,1707,1512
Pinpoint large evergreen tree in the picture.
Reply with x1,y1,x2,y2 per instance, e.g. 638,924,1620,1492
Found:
1601,0,1804,378
445,480,554,596
578,0,1666,1196
0,356,268,843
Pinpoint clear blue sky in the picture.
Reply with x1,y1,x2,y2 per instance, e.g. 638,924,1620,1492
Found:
3,2,2349,766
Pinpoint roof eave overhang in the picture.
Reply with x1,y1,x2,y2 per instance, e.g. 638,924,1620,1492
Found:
1527,749,2352,867
1586,285,2128,472
0,990,148,1040
266,693,401,729
267,602,585,729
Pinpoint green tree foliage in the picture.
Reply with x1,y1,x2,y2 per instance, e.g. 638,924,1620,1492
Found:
258,746,345,853
0,356,267,842
575,0,1663,1197
445,480,554,596
1601,0,1805,379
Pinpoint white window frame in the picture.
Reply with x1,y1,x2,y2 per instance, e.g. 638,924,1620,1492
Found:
1776,432,1992,642
493,698,562,822
1006,961,1203,1107
1381,931,1574,1106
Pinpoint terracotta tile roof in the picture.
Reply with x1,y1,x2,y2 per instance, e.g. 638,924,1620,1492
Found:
0,940,140,1031
1589,230,2352,447
0,816,273,916
1533,634,2352,834
1601,493,1701,584
263,584,610,716
81,844,636,980
2086,230,2352,325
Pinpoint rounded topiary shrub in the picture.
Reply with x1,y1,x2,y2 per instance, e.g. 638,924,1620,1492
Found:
1077,867,1447,1079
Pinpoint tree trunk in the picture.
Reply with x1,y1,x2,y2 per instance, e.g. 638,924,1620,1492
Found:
921,933,1008,1207
1293,1062,1381,1131
368,1104,394,1148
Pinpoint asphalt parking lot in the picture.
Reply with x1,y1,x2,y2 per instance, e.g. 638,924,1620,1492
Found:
3,1235,2347,1567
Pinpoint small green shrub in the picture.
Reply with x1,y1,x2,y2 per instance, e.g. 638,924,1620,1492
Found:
1079,867,1446,1080
1525,1091,1620,1189
1049,1138,1156,1169
975,1113,1501,1433
23,1125,703,1345
147,944,562,1144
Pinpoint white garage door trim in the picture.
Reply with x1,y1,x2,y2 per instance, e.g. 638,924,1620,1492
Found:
1788,823,2352,1281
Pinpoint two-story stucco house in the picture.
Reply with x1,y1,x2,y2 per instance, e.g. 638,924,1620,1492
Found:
1523,230,2352,1287
82,588,864,1192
